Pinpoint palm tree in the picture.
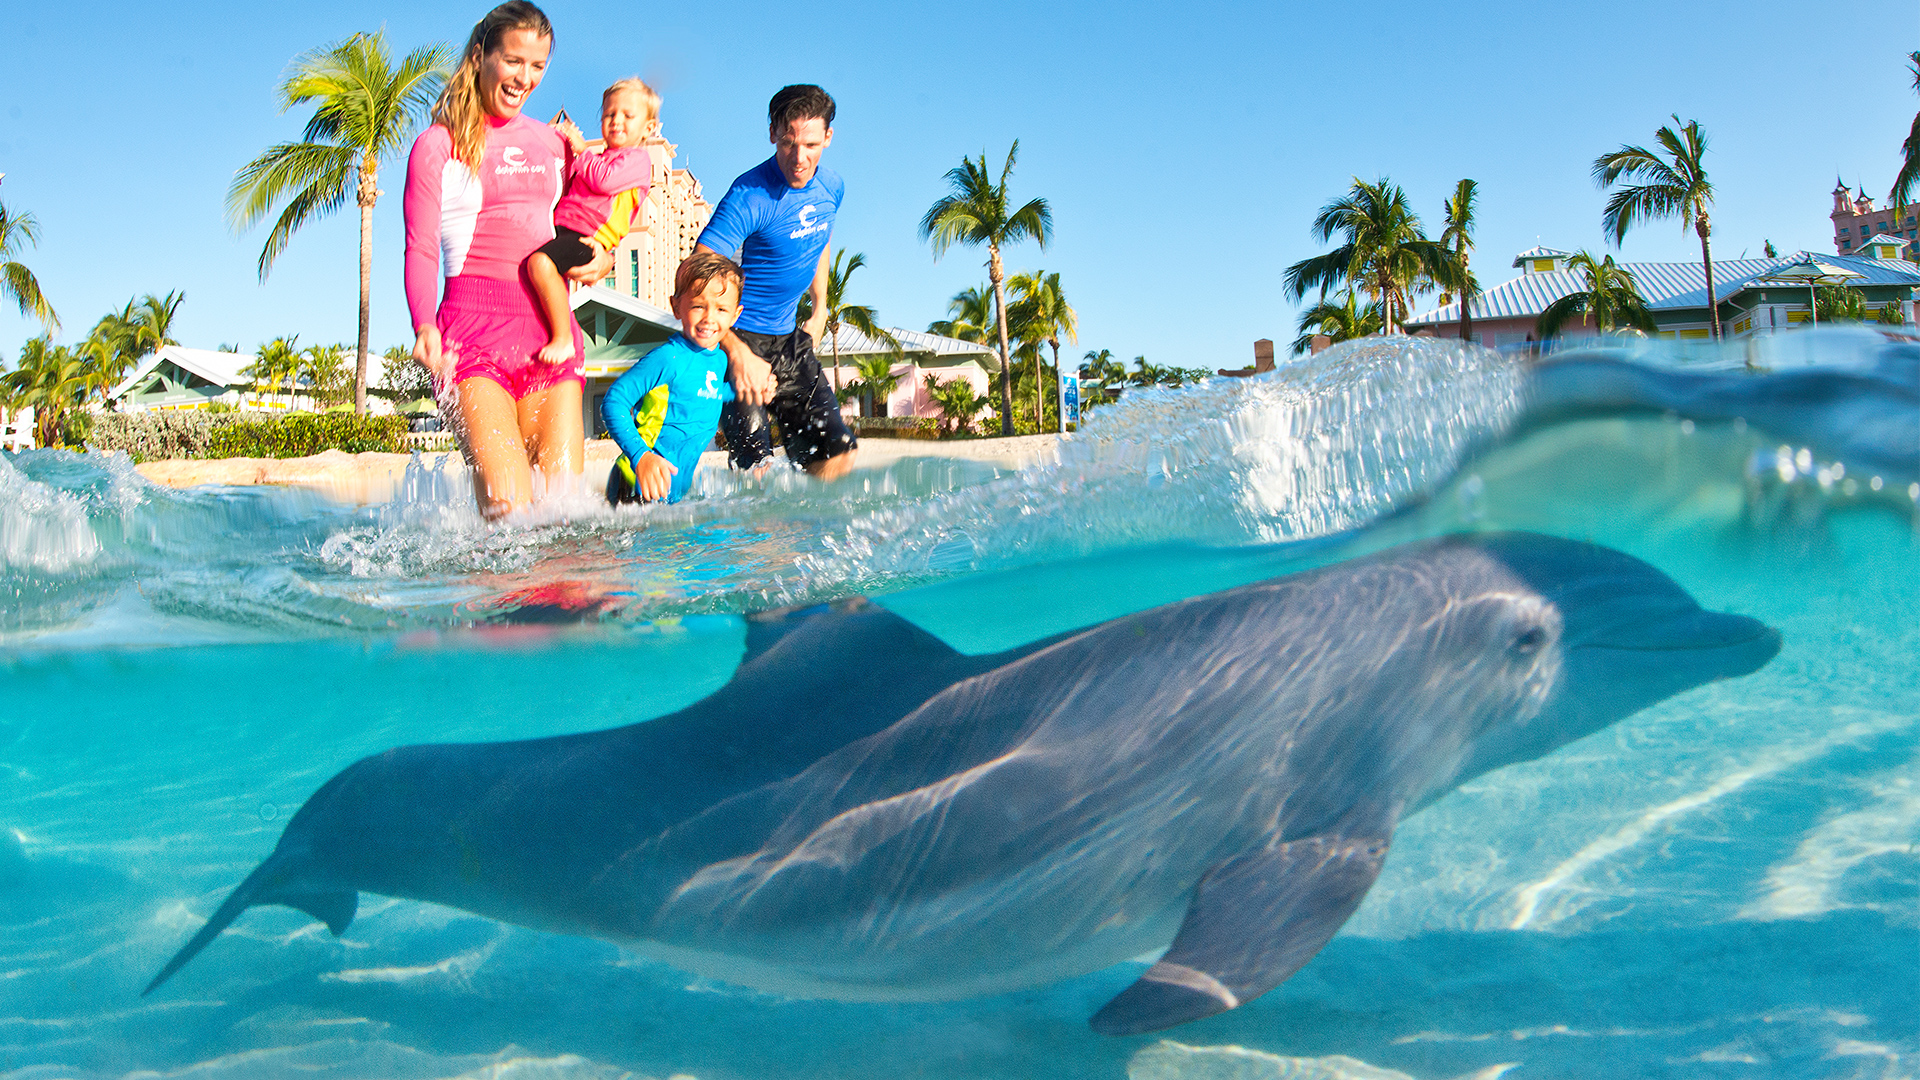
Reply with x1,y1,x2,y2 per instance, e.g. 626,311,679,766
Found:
97,291,185,362
797,250,895,394
1290,290,1384,355
1439,179,1480,342
922,372,987,435
244,335,304,408
1080,347,1125,403
1127,356,1167,387
1892,52,1920,221
840,351,905,417
1535,251,1657,339
0,336,89,447
0,200,58,332
927,285,994,344
1593,116,1721,339
1284,178,1459,335
228,31,451,416
1007,270,1076,432
919,142,1053,436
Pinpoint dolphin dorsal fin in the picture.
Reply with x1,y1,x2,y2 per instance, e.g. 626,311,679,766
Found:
741,597,875,665
1088,834,1390,1035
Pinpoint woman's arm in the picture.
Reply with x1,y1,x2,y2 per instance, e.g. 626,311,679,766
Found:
403,128,451,376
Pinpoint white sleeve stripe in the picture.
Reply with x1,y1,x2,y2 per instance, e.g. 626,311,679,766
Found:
439,159,483,278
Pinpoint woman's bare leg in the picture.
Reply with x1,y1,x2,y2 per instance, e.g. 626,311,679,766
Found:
455,377,534,519
519,379,585,495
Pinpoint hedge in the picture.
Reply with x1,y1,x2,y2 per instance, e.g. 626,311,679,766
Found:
208,413,408,458
850,416,941,440
89,411,410,462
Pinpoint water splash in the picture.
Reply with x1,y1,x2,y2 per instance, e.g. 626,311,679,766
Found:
788,337,1525,596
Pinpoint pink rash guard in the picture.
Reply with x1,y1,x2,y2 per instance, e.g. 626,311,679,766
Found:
552,145,651,242
403,113,585,398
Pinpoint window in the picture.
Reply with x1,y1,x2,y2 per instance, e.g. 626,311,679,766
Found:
1841,227,1851,234
630,250,640,297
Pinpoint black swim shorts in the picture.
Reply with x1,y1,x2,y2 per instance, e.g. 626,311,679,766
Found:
721,328,858,470
532,227,596,275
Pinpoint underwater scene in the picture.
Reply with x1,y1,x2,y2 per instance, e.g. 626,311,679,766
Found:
1,331,1915,1080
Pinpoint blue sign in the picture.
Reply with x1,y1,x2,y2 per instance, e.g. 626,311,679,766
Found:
1060,373,1081,428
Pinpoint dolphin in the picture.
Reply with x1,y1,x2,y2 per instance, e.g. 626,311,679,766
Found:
144,532,1779,1034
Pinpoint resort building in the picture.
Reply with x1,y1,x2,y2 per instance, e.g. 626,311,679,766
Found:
107,346,258,411
570,285,999,437
1830,180,1916,259
1407,247,1920,344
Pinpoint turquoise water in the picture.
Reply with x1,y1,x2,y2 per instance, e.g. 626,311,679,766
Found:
1,334,1915,1079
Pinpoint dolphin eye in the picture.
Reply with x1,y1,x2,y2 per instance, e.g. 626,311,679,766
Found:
1511,626,1547,656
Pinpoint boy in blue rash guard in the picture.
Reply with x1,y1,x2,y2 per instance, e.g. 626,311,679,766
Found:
603,252,743,505
694,84,858,481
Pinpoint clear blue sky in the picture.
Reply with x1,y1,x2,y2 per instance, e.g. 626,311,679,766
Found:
2,0,1913,370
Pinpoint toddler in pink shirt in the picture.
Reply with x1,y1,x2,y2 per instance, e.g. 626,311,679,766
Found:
529,78,659,365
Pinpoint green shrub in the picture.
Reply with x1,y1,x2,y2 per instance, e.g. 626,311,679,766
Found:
850,416,940,440
208,413,408,458
89,410,408,462
90,411,228,462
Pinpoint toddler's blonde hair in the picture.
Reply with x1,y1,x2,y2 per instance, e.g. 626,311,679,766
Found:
603,77,660,127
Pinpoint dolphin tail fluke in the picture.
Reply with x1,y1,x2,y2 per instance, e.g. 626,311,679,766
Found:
142,852,359,996
1089,835,1389,1035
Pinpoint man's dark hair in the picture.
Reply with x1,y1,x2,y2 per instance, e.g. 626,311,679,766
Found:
768,85,836,132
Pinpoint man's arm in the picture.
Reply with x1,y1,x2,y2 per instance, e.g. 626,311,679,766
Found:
696,241,775,406
801,244,831,344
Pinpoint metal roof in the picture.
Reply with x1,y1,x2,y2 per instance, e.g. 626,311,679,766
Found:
1511,246,1573,266
819,325,1001,370
1409,251,1920,325
1858,232,1913,246
107,345,256,400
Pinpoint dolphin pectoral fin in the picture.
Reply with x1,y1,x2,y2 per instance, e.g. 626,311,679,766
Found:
142,851,358,997
1089,835,1389,1035
283,887,357,936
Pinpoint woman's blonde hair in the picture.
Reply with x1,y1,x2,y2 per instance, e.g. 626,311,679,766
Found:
603,77,660,126
432,1,554,169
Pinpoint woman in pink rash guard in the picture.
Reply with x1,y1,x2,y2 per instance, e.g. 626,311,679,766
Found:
404,1,611,518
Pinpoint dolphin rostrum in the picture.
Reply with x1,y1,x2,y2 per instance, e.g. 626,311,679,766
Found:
144,533,1779,1034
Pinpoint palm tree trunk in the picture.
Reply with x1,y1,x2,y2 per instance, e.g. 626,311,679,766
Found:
1048,339,1064,432
830,322,841,395
354,162,376,416
1458,253,1474,342
1696,215,1721,340
989,247,1013,437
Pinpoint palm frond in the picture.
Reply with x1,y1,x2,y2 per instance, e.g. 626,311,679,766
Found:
227,141,355,233
255,173,353,279
2,261,59,332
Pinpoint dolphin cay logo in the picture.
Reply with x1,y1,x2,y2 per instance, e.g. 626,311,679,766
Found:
495,146,547,177
700,370,721,400
789,203,828,240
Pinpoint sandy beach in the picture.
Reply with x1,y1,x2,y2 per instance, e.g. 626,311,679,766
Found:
131,434,1065,504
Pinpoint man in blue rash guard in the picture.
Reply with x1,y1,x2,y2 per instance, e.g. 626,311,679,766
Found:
694,84,857,481
602,253,743,505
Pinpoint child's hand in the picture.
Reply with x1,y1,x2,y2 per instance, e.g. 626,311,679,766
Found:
554,119,586,153
634,452,679,502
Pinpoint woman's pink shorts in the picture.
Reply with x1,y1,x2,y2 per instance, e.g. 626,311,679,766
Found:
438,274,585,400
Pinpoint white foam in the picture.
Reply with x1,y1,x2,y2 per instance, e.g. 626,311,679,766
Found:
0,452,102,574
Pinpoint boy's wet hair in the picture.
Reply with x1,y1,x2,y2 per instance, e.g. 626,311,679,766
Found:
768,85,835,132
674,251,743,302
